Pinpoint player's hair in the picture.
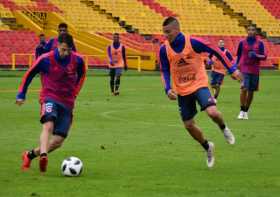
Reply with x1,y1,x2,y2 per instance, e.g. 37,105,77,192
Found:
162,17,179,26
58,23,68,29
39,33,45,37
113,33,119,36
58,33,74,48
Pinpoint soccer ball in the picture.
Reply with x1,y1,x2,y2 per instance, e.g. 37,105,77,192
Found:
61,156,83,177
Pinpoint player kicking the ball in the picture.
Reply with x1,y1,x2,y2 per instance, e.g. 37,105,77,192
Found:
16,33,86,173
160,17,242,168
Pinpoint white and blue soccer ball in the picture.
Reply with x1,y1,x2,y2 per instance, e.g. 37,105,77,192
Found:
61,156,83,177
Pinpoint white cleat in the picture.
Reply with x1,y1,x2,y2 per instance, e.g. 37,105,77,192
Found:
223,127,235,145
237,111,244,119
243,112,248,120
206,142,215,168
214,98,217,104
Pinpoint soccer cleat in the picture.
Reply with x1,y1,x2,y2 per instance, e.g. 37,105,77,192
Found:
114,91,120,96
237,111,244,119
39,156,48,173
223,127,235,145
243,112,248,120
206,142,215,168
21,151,32,171
214,98,217,104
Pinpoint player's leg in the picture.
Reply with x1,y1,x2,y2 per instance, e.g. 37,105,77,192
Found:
21,101,57,172
114,68,123,95
178,94,215,168
238,88,247,119
39,121,55,172
24,104,70,156
184,118,215,168
210,71,221,101
27,134,65,156
243,74,258,119
210,71,218,101
196,87,235,144
23,134,65,172
214,73,224,100
40,121,54,155
238,73,249,119
48,104,72,152
214,85,220,99
39,101,59,172
48,135,65,152
211,84,217,100
109,68,116,95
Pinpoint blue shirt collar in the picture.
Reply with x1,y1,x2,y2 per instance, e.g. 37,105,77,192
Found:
54,48,71,66
171,32,184,46
246,36,256,44
113,42,120,49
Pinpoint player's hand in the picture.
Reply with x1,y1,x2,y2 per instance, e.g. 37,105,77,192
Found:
167,89,177,100
231,70,243,82
124,66,128,71
15,99,25,106
248,51,257,59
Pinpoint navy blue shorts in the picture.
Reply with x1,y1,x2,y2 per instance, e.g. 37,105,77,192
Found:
40,100,73,138
109,68,123,76
178,87,216,121
241,73,259,91
211,71,225,86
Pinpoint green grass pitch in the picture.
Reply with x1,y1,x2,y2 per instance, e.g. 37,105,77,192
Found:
0,70,279,196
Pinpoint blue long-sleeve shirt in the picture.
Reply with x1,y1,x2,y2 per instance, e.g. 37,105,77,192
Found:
160,33,237,93
107,42,127,66
35,41,46,59
236,36,266,65
17,48,85,100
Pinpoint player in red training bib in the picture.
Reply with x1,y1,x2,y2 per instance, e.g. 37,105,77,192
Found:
16,33,86,173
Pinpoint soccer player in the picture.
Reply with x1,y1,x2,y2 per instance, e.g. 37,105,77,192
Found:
107,33,127,96
16,33,86,173
236,25,266,120
160,17,241,168
44,23,76,53
207,39,234,102
35,33,46,59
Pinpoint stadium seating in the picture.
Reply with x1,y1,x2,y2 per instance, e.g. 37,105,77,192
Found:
0,3,13,18
0,0,62,12
258,0,280,20
224,0,280,36
0,30,108,67
50,0,125,33
0,30,37,65
137,0,176,17
92,0,164,34
155,0,247,35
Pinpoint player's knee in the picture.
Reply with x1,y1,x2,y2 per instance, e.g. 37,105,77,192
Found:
53,139,64,149
184,120,195,130
207,109,220,119
43,123,54,133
